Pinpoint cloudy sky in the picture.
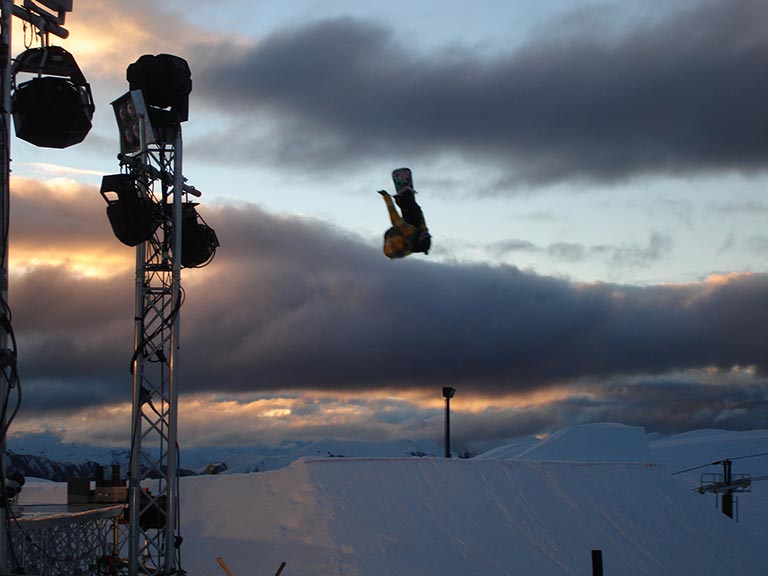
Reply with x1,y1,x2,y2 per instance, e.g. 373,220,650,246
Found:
5,0,768,451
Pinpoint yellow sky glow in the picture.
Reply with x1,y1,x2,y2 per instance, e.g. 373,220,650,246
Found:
11,251,130,279
8,388,583,447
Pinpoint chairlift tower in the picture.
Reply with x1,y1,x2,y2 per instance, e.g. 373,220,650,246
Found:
698,459,751,520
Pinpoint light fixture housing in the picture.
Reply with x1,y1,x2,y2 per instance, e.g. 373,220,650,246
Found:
11,45,94,148
111,88,182,157
111,90,156,157
127,54,191,122
178,202,219,268
100,174,162,246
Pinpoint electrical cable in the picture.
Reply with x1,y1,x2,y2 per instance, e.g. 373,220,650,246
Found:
672,451,768,475
129,279,185,375
727,452,768,462
672,462,718,475
0,295,25,573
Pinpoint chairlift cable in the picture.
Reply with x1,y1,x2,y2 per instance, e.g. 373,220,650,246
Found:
672,451,768,475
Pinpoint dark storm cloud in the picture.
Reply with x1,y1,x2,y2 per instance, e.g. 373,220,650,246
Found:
8,180,136,411
11,179,115,249
8,184,767,424
585,379,768,433
18,199,768,400
12,265,133,410
451,379,768,445
190,0,768,186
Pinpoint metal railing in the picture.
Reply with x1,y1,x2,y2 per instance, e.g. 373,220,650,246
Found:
6,505,124,576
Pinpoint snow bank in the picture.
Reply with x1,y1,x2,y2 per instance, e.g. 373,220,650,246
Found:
179,457,763,576
481,423,653,463
650,428,768,473
223,438,442,474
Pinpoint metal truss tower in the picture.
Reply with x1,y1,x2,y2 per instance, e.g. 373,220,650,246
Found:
0,1,77,572
124,121,185,576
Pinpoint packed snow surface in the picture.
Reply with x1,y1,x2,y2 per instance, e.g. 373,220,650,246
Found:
180,457,762,576
16,423,768,575
480,422,653,462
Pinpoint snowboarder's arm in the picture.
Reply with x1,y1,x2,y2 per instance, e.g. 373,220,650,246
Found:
380,191,405,228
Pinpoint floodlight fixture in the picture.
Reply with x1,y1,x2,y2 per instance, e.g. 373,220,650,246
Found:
442,386,456,399
100,173,161,246
127,54,191,122
11,45,94,148
111,90,156,156
178,202,219,268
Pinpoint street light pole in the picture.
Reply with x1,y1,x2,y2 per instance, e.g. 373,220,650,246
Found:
443,387,455,458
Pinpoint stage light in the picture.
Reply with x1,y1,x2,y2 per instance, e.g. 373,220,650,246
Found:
111,88,183,157
100,174,162,246
179,203,219,268
127,54,191,122
111,90,156,157
11,45,94,148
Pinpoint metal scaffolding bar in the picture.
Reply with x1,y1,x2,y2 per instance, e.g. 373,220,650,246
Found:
124,114,184,576
0,4,12,571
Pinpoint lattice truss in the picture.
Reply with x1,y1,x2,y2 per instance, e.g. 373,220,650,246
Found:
7,511,122,576
123,138,183,576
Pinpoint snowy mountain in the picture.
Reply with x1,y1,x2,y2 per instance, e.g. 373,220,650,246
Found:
5,451,104,483
6,433,446,478
7,432,132,466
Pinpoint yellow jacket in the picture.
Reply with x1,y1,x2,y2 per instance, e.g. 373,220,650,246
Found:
380,192,429,259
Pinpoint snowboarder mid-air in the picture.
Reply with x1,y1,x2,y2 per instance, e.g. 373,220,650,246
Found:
379,167,431,259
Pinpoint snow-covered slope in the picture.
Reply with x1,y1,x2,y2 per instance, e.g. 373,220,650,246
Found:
480,423,652,463
15,423,768,575
222,438,443,474
180,457,763,576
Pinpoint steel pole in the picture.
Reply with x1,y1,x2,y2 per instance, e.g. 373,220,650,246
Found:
722,459,734,519
0,2,11,571
163,125,183,575
444,396,451,458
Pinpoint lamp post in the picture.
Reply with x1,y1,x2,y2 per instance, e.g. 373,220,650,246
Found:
443,387,455,458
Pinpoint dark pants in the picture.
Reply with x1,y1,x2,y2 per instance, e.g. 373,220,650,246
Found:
395,191,426,229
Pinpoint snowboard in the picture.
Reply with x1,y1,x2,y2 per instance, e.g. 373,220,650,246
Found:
392,167,414,195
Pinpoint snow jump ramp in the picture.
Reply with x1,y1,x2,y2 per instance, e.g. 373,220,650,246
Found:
180,457,763,576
